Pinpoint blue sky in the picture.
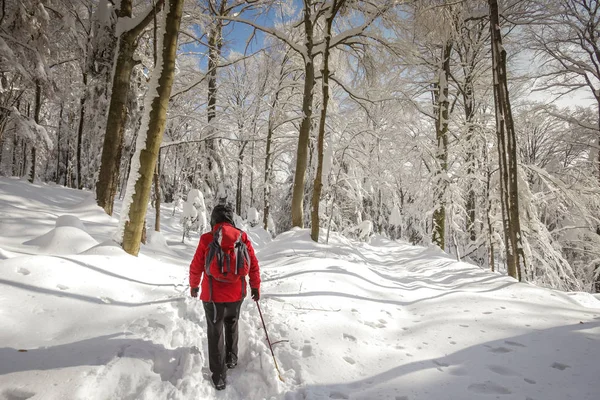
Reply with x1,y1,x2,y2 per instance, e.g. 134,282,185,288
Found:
181,3,285,70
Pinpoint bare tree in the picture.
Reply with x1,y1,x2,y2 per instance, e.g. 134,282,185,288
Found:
489,0,527,280
221,0,393,229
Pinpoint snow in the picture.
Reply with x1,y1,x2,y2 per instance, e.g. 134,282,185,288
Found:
1,177,600,399
390,205,402,226
247,206,260,226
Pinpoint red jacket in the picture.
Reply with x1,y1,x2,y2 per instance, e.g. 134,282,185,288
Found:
189,222,261,302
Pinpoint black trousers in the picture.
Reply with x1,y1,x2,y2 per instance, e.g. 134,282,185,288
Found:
202,300,243,381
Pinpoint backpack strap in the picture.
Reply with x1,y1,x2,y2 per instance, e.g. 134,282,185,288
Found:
205,226,224,276
234,232,250,275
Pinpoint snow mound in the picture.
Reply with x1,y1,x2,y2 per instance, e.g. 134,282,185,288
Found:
23,226,98,255
0,247,17,259
55,214,87,231
145,230,177,255
246,226,272,250
564,292,600,308
79,240,128,256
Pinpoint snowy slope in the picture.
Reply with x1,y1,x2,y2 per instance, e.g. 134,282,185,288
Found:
1,177,599,400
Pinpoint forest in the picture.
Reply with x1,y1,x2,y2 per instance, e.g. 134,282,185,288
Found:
1,0,599,293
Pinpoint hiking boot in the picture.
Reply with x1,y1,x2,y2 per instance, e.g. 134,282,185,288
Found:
226,353,238,369
212,374,226,390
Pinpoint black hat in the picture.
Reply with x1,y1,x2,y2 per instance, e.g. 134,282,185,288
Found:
210,204,235,227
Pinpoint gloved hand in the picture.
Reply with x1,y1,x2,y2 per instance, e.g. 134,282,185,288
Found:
190,287,199,298
251,287,260,301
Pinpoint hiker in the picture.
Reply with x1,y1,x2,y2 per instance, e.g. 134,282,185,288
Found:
189,204,261,390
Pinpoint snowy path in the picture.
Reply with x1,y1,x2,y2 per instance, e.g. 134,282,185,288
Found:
1,178,599,400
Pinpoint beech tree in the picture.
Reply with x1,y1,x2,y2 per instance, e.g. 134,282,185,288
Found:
489,0,527,280
222,0,394,230
117,0,185,255
96,0,165,215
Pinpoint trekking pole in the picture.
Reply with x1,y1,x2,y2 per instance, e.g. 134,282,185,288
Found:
255,300,284,382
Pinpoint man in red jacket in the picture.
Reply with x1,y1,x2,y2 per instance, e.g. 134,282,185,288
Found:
189,204,261,391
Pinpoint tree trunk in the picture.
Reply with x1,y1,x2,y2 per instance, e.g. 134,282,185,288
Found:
432,41,453,250
235,142,247,216
463,72,477,243
596,104,600,292
489,0,526,280
485,146,495,271
96,0,164,215
84,0,120,189
291,1,315,228
96,5,136,215
263,120,274,231
205,4,226,198
76,72,87,189
65,134,71,187
263,58,287,231
120,0,184,256
29,82,42,184
55,104,63,183
250,140,255,207
310,1,341,242
154,148,161,232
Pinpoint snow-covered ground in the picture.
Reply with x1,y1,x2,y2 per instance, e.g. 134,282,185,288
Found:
1,177,599,400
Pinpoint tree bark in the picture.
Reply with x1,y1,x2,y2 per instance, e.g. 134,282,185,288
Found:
120,0,184,256
154,148,161,232
96,0,164,215
29,82,42,184
205,1,227,198
463,71,477,243
263,54,289,231
311,0,343,242
235,141,247,216
596,104,600,292
291,0,316,228
432,40,453,250
55,104,63,184
489,0,526,280
77,72,87,189
263,112,275,231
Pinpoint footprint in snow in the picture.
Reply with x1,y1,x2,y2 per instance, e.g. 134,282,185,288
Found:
329,392,349,399
486,345,512,354
56,284,69,291
343,333,357,342
448,366,469,376
17,268,31,276
505,340,526,347
551,362,571,371
467,381,511,395
524,378,536,384
1,389,35,400
343,356,356,365
488,365,520,376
